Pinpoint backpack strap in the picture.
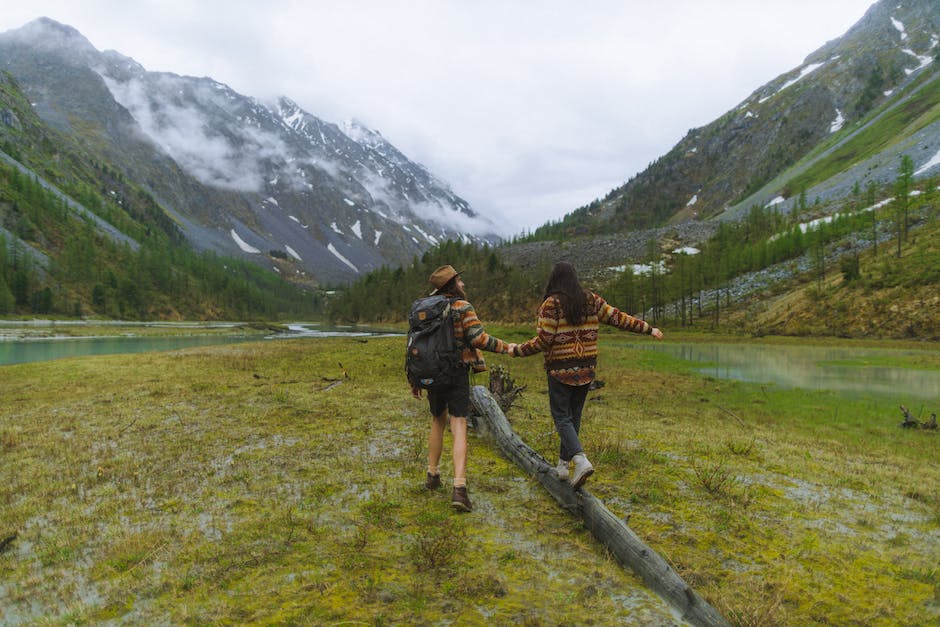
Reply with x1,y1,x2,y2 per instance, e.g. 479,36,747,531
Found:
447,297,466,350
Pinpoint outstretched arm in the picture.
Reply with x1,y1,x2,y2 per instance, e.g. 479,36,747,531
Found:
595,293,660,337
514,297,559,357
460,302,512,354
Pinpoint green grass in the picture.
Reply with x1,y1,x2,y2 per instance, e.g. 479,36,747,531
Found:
783,73,940,195
1,334,938,625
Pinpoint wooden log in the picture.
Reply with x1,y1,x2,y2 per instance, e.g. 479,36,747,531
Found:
900,405,921,428
470,385,730,627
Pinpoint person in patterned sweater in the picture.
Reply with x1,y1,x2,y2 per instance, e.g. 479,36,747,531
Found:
512,261,663,488
411,265,516,512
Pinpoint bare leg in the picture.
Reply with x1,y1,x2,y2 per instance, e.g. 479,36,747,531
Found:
428,411,447,474
450,416,468,486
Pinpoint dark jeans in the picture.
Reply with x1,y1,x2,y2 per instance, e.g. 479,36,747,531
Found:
547,375,590,462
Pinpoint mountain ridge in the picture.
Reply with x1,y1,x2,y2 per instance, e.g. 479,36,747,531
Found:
528,0,939,241
0,17,499,286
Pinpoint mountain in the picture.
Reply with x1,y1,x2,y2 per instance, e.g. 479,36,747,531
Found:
0,18,498,286
330,0,939,339
532,0,939,239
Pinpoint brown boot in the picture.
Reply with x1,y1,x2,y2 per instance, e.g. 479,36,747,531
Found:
451,486,472,512
425,472,442,490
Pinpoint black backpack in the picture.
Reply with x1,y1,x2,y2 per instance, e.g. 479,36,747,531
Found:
405,295,465,389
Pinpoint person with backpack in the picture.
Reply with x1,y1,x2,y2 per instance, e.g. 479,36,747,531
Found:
512,261,663,489
407,264,516,513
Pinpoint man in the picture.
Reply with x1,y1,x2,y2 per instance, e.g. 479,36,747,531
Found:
410,265,515,512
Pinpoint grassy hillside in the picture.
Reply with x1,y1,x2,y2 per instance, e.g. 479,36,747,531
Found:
781,72,940,198
726,212,940,339
0,71,321,320
1,334,936,624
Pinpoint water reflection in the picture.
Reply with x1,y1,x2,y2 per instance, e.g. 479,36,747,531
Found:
0,322,399,366
0,334,256,366
629,342,940,401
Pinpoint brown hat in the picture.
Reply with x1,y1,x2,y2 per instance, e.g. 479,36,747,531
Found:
428,264,460,295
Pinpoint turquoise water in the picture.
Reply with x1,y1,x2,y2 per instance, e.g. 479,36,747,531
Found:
0,322,398,366
0,334,256,366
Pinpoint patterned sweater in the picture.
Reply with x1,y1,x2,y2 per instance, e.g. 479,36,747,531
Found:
515,292,652,385
450,298,511,372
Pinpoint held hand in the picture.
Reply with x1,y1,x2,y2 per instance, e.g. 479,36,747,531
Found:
507,342,517,356
411,386,423,400
650,327,664,340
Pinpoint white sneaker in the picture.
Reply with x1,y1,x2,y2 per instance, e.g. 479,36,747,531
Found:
554,458,569,481
570,453,594,489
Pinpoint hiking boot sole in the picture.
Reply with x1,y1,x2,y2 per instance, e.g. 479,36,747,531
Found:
570,467,594,490
451,500,472,512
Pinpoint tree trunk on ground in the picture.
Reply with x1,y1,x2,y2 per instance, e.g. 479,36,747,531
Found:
470,386,730,627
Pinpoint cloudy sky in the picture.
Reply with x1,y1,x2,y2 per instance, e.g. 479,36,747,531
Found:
0,1,876,236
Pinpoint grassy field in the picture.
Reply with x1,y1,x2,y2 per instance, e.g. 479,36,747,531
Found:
1,331,938,625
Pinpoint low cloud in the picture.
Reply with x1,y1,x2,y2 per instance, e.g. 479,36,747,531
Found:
101,73,287,192
409,200,498,238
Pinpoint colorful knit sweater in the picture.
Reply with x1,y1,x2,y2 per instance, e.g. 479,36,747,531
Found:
450,297,511,372
515,291,653,385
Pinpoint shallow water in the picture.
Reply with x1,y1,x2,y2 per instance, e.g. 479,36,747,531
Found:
627,342,940,401
0,321,398,366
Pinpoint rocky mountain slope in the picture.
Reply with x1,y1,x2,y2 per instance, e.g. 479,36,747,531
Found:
0,18,498,286
538,0,939,239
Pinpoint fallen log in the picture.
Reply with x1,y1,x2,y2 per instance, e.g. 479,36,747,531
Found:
470,385,729,627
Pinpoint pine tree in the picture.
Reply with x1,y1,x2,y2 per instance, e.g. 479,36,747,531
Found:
894,155,914,257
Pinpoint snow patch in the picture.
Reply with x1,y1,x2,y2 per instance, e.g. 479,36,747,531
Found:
344,198,356,206
327,243,358,273
374,230,383,246
288,215,309,229
759,62,824,103
230,229,261,254
830,109,845,133
686,194,698,207
285,245,302,261
351,220,363,240
331,222,344,235
412,224,439,245
630,262,667,276
915,148,940,175
901,48,933,75
765,196,786,208
890,17,907,40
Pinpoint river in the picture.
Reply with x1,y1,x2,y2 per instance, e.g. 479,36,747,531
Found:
0,321,398,367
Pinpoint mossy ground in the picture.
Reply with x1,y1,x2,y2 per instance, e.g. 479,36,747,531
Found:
1,332,937,625
0,336,675,625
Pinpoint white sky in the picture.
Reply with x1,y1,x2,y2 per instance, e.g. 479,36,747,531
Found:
0,1,876,236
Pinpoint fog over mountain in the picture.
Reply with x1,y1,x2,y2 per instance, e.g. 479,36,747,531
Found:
1,17,499,285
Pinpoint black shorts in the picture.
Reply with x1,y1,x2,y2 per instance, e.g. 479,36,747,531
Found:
427,368,471,418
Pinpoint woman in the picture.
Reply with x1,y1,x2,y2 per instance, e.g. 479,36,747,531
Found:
513,261,663,488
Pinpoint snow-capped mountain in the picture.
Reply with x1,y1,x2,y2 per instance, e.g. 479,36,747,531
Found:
0,18,499,284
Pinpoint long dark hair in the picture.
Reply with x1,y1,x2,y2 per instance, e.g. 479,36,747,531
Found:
543,261,588,325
